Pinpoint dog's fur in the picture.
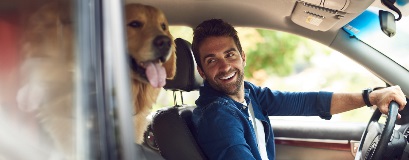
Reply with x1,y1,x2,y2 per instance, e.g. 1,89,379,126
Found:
18,1,175,158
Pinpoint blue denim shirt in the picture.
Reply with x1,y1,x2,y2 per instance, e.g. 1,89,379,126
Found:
192,81,333,160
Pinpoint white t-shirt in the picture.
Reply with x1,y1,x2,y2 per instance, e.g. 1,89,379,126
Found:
243,101,269,160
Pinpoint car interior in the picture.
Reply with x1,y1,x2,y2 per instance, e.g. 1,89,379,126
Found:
129,0,409,159
1,0,409,159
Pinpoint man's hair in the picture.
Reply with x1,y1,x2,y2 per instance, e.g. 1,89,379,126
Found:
192,19,243,69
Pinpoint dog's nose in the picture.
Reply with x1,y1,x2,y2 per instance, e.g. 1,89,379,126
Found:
153,35,171,62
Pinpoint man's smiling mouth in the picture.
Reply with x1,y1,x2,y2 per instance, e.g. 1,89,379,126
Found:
219,71,236,80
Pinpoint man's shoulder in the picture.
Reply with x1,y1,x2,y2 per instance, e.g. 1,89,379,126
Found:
193,96,243,120
243,81,265,97
192,99,244,129
194,97,232,115
243,81,260,91
243,80,255,87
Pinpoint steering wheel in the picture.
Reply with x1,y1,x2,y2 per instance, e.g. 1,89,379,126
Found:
355,101,401,160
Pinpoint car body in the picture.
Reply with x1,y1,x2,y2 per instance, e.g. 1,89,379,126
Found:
1,0,409,159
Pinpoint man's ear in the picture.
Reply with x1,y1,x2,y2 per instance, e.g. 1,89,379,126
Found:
197,66,206,80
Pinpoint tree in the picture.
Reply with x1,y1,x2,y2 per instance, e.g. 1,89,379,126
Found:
245,29,318,78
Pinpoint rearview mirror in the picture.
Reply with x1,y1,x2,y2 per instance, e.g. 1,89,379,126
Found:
379,10,396,37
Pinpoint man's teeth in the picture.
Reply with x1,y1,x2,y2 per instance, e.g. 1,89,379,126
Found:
220,72,236,80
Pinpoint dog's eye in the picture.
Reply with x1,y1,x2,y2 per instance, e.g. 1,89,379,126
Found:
161,23,166,31
128,21,143,28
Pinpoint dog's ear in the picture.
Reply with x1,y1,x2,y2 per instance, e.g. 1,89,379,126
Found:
164,41,176,79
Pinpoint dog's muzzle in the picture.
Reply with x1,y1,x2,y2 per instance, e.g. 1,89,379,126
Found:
128,35,172,87
153,35,172,62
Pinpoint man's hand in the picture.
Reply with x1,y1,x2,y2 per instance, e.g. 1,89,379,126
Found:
370,85,407,118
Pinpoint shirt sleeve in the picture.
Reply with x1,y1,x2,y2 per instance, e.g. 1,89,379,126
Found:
252,84,333,119
194,102,257,160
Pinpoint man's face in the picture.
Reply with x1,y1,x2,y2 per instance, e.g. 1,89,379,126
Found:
197,36,246,96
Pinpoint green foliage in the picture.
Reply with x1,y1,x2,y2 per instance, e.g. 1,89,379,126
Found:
245,29,321,78
246,30,296,77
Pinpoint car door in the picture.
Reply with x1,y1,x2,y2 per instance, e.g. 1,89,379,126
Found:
0,0,140,159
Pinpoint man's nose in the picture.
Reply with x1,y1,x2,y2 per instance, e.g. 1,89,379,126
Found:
218,59,231,72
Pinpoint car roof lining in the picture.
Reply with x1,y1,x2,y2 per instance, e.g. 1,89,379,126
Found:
128,0,373,46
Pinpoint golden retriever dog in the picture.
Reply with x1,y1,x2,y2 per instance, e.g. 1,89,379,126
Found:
125,3,176,144
17,1,175,159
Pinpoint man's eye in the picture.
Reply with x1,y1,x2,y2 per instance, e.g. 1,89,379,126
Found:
128,20,143,28
207,59,215,64
226,52,235,58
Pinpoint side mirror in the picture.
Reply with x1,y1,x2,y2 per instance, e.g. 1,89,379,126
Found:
379,10,396,37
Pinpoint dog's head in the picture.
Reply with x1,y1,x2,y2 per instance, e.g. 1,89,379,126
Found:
125,3,176,88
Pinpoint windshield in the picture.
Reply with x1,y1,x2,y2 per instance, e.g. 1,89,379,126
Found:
343,7,409,70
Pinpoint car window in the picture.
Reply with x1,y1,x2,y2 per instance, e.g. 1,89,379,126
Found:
162,26,385,123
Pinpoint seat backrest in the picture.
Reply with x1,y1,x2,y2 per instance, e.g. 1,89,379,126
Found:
152,106,206,160
163,38,203,92
151,38,206,160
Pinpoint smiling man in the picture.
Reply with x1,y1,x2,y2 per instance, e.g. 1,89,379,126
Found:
190,19,407,160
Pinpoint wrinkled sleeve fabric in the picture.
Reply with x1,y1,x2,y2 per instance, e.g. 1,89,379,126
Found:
193,101,257,160
249,83,333,120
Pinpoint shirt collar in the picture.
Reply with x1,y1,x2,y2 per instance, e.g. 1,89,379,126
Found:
197,80,251,106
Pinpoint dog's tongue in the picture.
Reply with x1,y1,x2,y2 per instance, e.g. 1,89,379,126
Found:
145,62,166,88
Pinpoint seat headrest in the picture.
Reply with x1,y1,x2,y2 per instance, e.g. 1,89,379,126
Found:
164,38,203,92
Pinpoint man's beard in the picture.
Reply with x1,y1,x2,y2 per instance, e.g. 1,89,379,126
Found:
206,68,244,96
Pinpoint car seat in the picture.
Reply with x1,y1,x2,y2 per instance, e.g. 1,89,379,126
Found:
149,38,207,160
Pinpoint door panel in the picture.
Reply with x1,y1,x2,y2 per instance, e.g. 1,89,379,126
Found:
271,118,366,160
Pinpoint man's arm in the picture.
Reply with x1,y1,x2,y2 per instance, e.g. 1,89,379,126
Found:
330,85,407,117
